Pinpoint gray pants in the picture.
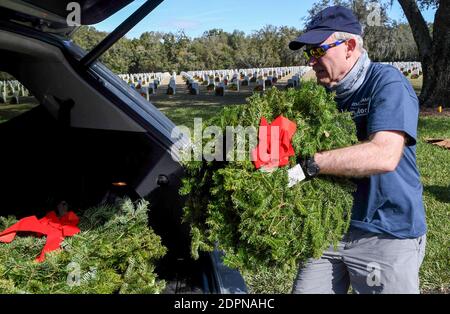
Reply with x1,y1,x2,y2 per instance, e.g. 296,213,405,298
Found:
292,228,427,294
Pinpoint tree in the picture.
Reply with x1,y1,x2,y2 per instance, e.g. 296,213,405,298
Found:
252,25,282,67
387,22,420,61
397,0,449,107
278,26,305,66
137,32,169,72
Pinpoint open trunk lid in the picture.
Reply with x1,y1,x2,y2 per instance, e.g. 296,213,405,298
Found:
0,0,134,35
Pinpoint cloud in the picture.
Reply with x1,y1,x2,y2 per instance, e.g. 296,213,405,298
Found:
161,18,201,30
160,8,233,30
186,9,234,20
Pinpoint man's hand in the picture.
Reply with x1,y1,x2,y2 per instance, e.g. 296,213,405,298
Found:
287,164,306,187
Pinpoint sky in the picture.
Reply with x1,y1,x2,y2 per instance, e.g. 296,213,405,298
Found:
93,0,437,39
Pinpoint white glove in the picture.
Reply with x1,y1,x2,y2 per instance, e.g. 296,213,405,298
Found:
287,164,306,188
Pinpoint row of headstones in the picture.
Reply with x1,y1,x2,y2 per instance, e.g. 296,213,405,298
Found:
0,81,30,104
131,72,178,96
382,62,422,78
148,72,191,95
189,66,303,86
118,72,170,85
119,66,311,98
180,72,199,95
118,72,173,100
286,67,312,88
188,66,302,80
180,66,310,96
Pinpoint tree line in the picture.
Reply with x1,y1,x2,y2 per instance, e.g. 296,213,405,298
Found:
72,23,421,75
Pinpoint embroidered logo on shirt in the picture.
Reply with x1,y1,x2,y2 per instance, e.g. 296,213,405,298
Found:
349,97,371,118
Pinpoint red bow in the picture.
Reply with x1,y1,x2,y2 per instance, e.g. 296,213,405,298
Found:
0,211,80,262
251,115,297,170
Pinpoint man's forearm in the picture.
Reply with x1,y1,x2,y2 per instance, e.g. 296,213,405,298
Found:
314,141,399,177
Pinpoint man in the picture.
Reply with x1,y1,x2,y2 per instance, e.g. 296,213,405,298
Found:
289,6,427,294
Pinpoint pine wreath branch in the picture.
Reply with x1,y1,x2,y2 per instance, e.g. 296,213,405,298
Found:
0,199,166,294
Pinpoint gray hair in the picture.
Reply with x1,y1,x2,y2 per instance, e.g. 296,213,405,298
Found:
333,32,365,52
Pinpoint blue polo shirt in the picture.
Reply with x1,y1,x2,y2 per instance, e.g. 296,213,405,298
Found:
335,62,427,239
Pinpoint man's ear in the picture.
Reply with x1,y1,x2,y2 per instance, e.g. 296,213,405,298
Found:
346,38,357,57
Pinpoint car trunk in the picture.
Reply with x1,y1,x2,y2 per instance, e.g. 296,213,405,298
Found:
0,105,151,216
0,104,212,293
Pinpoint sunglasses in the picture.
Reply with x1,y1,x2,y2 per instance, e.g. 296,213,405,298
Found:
303,39,348,60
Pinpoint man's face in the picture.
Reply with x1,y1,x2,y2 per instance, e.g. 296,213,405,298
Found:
306,35,354,88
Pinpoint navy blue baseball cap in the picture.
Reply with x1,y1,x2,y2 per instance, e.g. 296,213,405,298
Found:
289,6,362,50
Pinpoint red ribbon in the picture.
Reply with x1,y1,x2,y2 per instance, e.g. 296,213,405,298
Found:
251,115,297,170
0,211,80,262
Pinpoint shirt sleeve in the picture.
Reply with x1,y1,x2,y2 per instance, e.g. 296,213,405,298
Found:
367,78,419,146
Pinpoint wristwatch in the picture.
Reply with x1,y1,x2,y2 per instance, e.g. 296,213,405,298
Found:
303,157,320,178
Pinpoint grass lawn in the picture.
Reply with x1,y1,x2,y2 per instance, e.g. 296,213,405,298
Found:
0,103,38,122
416,117,450,293
158,104,236,129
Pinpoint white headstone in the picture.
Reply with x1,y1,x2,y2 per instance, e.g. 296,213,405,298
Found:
168,78,176,95
0,82,6,103
149,82,157,95
191,82,199,95
257,79,265,91
292,75,299,87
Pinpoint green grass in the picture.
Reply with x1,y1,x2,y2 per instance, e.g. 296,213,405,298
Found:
0,103,38,123
158,104,229,129
416,116,450,293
